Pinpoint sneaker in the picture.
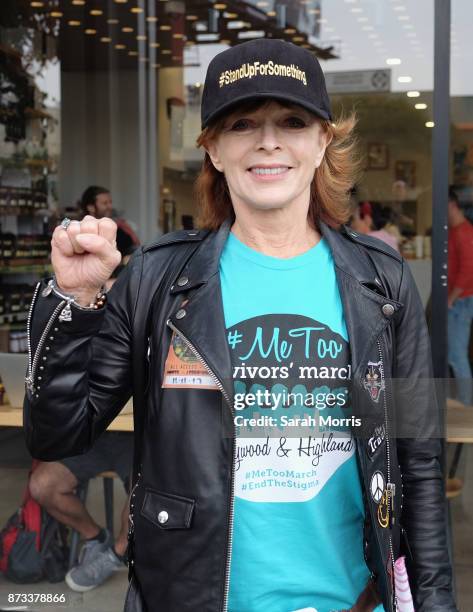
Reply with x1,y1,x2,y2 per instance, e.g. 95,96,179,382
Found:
65,546,124,592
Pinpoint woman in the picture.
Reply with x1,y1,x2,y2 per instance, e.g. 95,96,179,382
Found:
24,39,456,612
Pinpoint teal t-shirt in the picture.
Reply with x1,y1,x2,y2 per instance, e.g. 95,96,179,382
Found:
219,232,383,612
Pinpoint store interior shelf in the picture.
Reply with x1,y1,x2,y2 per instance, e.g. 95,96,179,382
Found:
0,263,52,274
0,312,28,325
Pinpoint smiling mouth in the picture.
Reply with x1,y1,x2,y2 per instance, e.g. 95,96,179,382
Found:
248,166,291,176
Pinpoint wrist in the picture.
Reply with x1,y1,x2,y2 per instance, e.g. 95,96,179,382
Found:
48,279,105,308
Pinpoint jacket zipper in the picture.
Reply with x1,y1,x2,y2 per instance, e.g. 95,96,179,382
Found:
25,282,69,394
166,319,235,612
377,339,397,612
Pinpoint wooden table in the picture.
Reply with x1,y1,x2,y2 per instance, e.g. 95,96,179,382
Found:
446,399,473,444
0,400,133,432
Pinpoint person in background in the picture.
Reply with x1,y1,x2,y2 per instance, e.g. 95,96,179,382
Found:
80,186,140,257
368,202,400,253
348,199,371,234
29,436,132,592
354,201,400,252
447,186,473,406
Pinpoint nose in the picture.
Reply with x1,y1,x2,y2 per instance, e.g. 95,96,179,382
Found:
255,121,281,152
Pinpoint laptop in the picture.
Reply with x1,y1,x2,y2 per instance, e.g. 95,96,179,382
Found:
0,352,29,408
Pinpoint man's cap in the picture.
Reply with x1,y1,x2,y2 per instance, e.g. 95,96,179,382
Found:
201,38,332,129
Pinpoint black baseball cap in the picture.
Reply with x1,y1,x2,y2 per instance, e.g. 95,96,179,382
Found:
201,38,332,129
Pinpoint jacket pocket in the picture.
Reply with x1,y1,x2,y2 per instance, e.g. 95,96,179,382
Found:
141,488,195,530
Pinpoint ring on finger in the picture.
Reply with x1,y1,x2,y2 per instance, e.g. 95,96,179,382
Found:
60,217,72,230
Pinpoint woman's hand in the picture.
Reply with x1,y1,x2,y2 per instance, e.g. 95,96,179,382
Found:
51,215,122,306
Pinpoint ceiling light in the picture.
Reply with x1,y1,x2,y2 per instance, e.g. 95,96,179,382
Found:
136,35,147,40
357,17,368,22
186,15,198,20
407,91,420,97
362,25,374,31
415,103,427,109
131,7,143,13
31,1,44,7
221,39,231,44
85,28,97,35
139,57,149,62
284,28,296,34
386,57,401,65
293,36,304,42
308,8,320,14
152,63,161,68
173,33,184,39
267,11,276,17
150,42,160,47
72,0,85,4
90,9,103,16
122,27,134,32
398,15,410,20
368,34,378,39
161,49,171,54
398,76,412,83
214,3,227,8
403,24,414,29
107,19,119,24
115,0,127,3
160,25,171,30
115,44,126,49
101,36,112,42
325,27,335,32
317,18,327,24
146,16,158,22
425,121,434,128
50,11,63,17
128,50,138,56
393,5,406,10
350,7,363,13
68,20,81,26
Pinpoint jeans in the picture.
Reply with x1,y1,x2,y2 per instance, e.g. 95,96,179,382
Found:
448,295,473,405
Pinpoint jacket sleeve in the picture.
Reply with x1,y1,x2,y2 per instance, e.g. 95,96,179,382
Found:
394,261,458,611
23,250,143,461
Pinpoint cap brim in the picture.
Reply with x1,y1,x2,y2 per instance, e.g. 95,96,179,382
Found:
202,91,331,129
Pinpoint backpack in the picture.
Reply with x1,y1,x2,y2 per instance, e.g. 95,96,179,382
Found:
0,461,70,584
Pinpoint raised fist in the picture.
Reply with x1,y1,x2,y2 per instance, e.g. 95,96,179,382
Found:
51,216,122,306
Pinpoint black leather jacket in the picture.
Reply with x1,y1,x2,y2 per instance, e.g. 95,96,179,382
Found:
24,220,457,612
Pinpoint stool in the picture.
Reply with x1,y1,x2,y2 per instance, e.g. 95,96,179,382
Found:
446,477,463,500
68,471,118,570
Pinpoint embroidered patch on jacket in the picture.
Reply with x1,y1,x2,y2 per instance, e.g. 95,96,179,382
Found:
162,332,219,390
363,361,385,403
370,470,385,504
367,423,386,459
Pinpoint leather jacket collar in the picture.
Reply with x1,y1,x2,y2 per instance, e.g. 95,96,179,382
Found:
167,218,404,399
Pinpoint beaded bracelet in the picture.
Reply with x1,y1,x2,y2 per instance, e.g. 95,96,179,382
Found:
45,278,107,311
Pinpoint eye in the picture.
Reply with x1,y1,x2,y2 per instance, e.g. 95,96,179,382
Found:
283,116,307,128
229,118,253,131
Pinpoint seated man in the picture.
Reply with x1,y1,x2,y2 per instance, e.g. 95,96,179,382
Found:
29,431,133,592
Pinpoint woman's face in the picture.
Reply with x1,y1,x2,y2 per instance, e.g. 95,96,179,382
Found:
205,101,330,216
